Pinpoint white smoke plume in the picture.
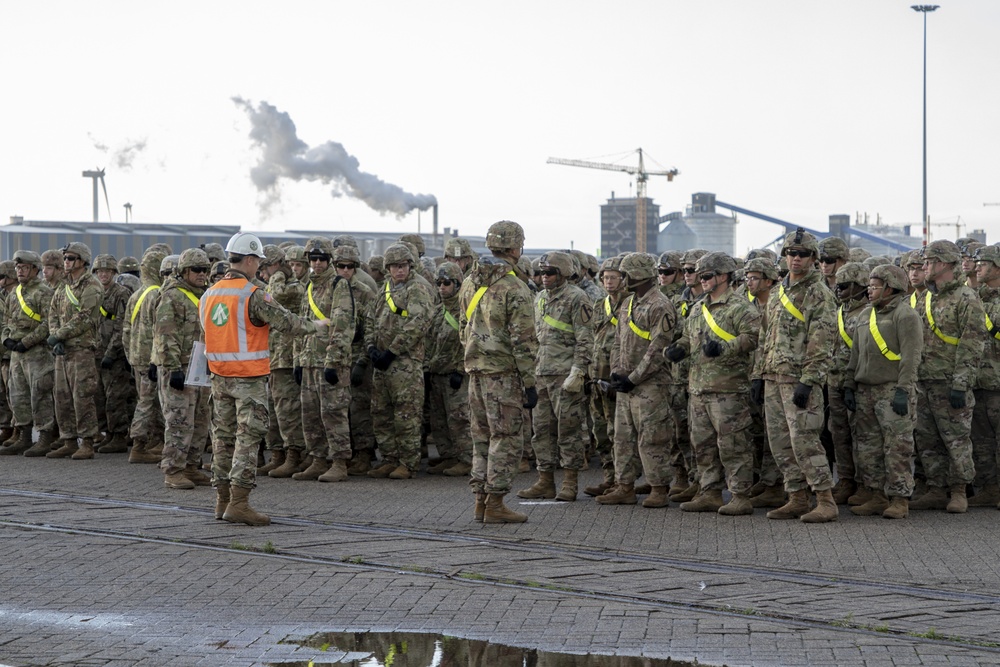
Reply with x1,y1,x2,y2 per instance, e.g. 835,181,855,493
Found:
233,97,437,217
89,133,148,171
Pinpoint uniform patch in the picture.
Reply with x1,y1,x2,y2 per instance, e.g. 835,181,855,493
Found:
210,302,230,326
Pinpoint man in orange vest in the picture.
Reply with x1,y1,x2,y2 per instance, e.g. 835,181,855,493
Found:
200,232,329,526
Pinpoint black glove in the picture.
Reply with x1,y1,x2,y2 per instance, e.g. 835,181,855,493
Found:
13,342,27,354
612,374,636,393
147,364,157,383
350,362,366,387
449,371,463,390
843,387,857,412
47,335,61,348
373,350,396,371
100,356,115,370
324,367,339,386
750,379,764,406
949,389,967,409
2,338,16,351
52,342,65,356
702,340,723,358
169,370,185,391
367,346,380,363
523,386,538,409
665,344,686,362
293,366,303,386
892,387,909,416
792,382,812,409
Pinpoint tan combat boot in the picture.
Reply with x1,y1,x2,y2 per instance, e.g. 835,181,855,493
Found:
97,432,129,454
147,442,164,457
183,464,212,486
680,488,724,512
766,489,811,520
24,430,55,457
847,486,873,506
215,484,231,520
0,426,14,446
46,439,79,459
294,454,313,474
164,471,196,489
801,489,838,523
367,460,396,478
268,448,303,478
555,470,578,502
292,456,330,481
426,457,459,474
318,459,349,483
850,490,890,516
128,439,160,464
633,482,652,495
596,483,637,505
584,467,615,497
830,478,857,505
517,471,556,499
967,484,1000,507
483,493,527,523
443,461,472,477
668,467,690,497
0,426,33,456
388,464,413,480
670,482,700,503
750,485,786,508
222,486,271,526
882,496,909,519
946,485,968,513
347,450,373,476
257,449,285,475
909,486,948,510
641,486,670,508
718,494,754,516
473,492,487,522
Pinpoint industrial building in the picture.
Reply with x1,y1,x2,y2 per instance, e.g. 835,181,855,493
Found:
599,195,660,257
658,193,737,255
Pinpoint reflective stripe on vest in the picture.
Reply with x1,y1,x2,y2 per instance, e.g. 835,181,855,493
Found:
910,292,918,309
444,309,460,332
385,281,408,317
986,312,1000,341
200,278,270,376
131,285,160,324
604,296,618,327
701,302,735,342
465,271,515,321
100,306,115,320
536,297,574,333
307,283,326,320
869,308,901,361
15,285,40,322
64,284,80,310
627,296,651,340
838,306,852,348
778,284,805,322
925,291,959,345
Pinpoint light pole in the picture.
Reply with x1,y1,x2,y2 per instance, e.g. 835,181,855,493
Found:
912,4,939,246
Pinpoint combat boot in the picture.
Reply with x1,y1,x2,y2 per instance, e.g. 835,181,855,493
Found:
595,483,637,505
946,485,968,514
24,430,55,457
967,484,1000,507
909,486,948,510
257,449,285,475
850,490,890,516
584,466,615,497
801,489,838,523
0,426,32,456
748,480,767,497
292,457,330,481
750,485,786,508
483,493,527,523
97,432,128,454
680,488,724,512
633,481,652,495
223,486,271,526
318,459,349,483
883,496,909,519
766,490,810,520
183,464,211,486
517,471,556,499
147,442,164,457
670,482,700,503
269,448,303,478
830,478,857,505
294,454,313,474
1,426,20,448
427,457,459,474
473,492,486,522
347,450,372,476
669,467,690,497
518,457,531,473
718,494,754,516
388,464,413,480
215,484,230,520
367,460,396,478
555,470,578,502
46,439,78,459
128,439,161,464
443,461,472,477
847,486,873,506
164,471,196,489
641,486,670,508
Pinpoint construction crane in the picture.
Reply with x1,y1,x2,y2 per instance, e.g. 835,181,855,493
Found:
547,148,679,253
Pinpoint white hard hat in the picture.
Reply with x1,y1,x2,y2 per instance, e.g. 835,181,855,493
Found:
225,232,266,258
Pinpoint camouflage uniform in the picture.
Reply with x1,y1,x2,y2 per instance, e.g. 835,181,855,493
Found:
668,281,705,480
123,251,167,449
93,260,134,441
973,276,1000,496
0,266,14,432
266,266,306,457
3,259,55,435
590,267,628,480
343,262,377,464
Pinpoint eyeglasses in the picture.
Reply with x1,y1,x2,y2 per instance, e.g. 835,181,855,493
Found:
745,276,762,282
436,279,454,287
658,268,677,276
63,255,80,262
682,267,697,274
335,263,356,270
819,257,838,264
867,283,886,290
189,266,210,274
698,272,718,282
785,250,813,259
539,268,559,277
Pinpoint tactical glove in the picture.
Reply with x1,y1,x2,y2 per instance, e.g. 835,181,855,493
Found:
169,370,185,391
13,342,27,354
52,342,65,356
892,387,909,416
367,346,380,364
522,386,538,409
147,364,158,383
2,338,16,351
792,382,812,409
665,344,686,362
324,368,339,386
949,389,967,409
350,362,366,387
750,379,765,406
449,371,463,390
100,356,115,370
702,340,724,358
612,374,636,393
373,350,396,371
47,335,61,348
843,387,857,412
561,367,586,394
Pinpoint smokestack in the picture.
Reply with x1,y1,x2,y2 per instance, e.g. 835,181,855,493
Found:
433,204,439,240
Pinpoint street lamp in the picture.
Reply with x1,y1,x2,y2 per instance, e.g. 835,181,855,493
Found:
912,4,939,246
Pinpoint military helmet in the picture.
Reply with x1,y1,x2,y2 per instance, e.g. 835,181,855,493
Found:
657,251,682,269
146,242,173,256
870,264,909,293
444,237,474,259
956,236,979,253
383,243,415,266
178,248,211,272
284,245,307,263
62,242,92,265
901,250,923,268
584,253,600,276
485,220,525,252
818,237,850,261
599,255,624,277
922,239,961,264
973,244,1000,268
0,261,15,280
516,255,533,277
744,257,780,282
117,256,140,274
333,234,360,249
681,248,708,266
141,249,167,277
530,257,542,274
304,236,334,259
848,247,872,262
332,245,361,265
12,250,42,270
862,256,890,271
420,256,436,275
91,254,118,272
437,261,464,284
41,249,64,268
618,252,656,282
260,244,285,267
834,261,870,287
745,248,778,264
277,240,297,250
695,251,738,276
962,241,985,258
200,242,226,263
538,251,575,278
780,228,819,257
160,254,180,275
211,260,230,278
115,273,141,293
398,233,425,257
368,255,385,273
224,232,265,259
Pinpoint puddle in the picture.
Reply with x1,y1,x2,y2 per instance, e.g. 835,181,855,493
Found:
271,630,721,666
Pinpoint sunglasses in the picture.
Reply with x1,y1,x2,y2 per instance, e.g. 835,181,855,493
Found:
785,250,813,259
436,279,454,287
189,266,210,274
658,268,677,276
698,272,718,282
63,255,80,262
539,268,559,277
819,257,838,264
835,282,856,291
335,263,356,270
682,267,697,274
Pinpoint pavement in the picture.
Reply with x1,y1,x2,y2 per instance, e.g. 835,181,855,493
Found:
1,450,1000,667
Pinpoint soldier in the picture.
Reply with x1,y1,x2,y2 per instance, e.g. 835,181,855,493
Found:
960,240,985,289
905,250,927,307
45,243,103,460
443,237,477,275
459,221,537,523
848,247,872,263
91,254,134,453
117,256,140,278
365,243,432,479
665,252,760,514
0,250,56,456
209,261,229,286
571,250,606,302
255,245,295,473
910,240,985,513
843,265,922,518
969,245,1000,506
200,242,226,264
368,255,385,284
0,260,17,442
517,251,594,502
597,253,677,507
40,249,64,289
752,228,839,523
201,232,329,526
152,248,213,489
656,251,684,299
333,235,379,293
817,237,850,291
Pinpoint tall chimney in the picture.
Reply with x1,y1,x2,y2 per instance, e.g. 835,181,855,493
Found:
432,204,439,241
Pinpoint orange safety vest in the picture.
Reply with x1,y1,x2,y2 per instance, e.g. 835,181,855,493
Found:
200,277,270,377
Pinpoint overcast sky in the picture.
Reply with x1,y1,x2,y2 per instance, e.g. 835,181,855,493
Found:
4,0,999,255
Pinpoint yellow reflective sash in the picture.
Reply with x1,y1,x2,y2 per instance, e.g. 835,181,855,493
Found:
837,307,852,348
536,298,574,333
627,296,651,340
307,282,326,320
778,284,805,322
444,309,460,332
924,291,959,345
986,312,1000,341
465,271,515,321
385,281,408,317
99,306,116,320
679,301,688,317
604,296,618,326
130,285,159,324
748,292,756,302
15,285,40,322
701,303,735,342
869,308,901,360
64,284,80,310
910,292,918,309
177,288,200,307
